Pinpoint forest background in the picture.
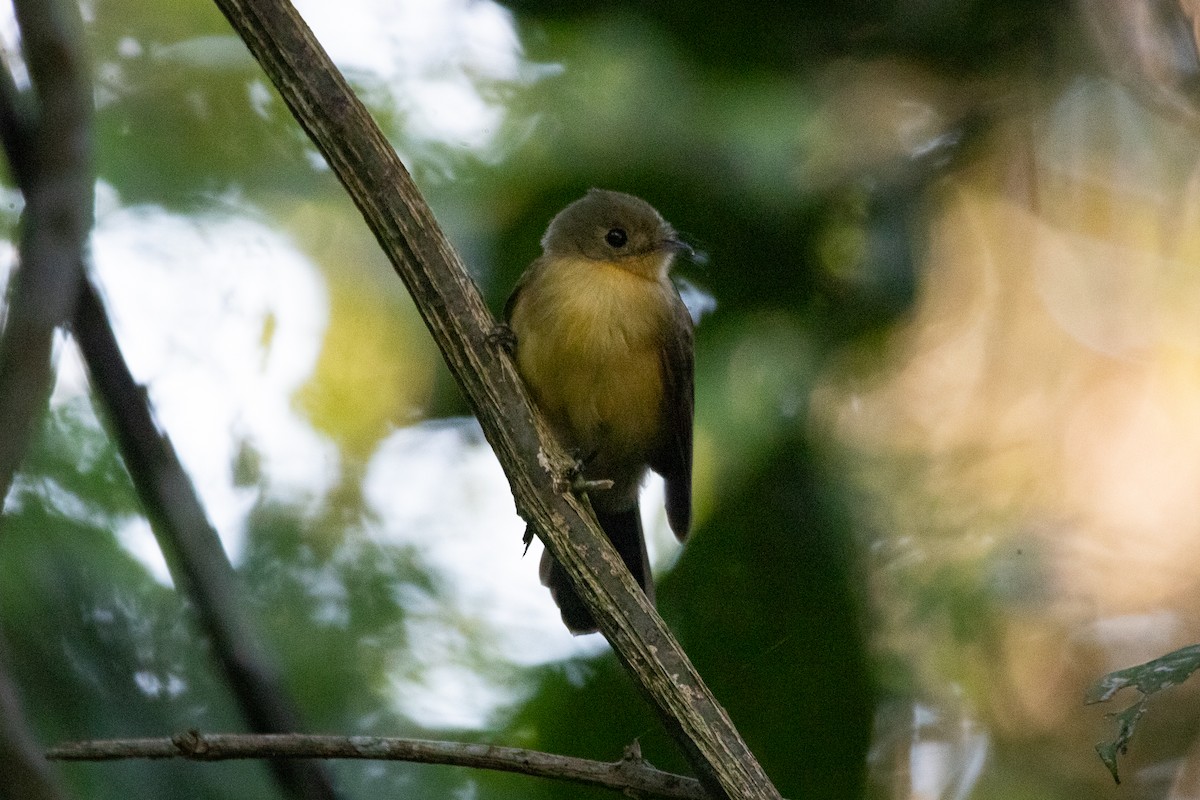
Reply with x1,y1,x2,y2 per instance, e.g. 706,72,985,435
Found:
3,1,1200,799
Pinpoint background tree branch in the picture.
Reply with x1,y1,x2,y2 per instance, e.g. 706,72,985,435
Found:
70,279,341,800
47,732,713,800
0,637,67,800
0,3,89,797
0,2,337,799
208,1,781,798
0,0,91,516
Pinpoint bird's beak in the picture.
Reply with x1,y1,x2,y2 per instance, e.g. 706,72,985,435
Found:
664,236,695,259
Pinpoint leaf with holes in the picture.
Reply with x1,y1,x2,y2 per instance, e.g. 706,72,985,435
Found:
1086,643,1200,784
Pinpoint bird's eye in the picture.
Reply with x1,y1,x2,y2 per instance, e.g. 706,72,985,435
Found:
604,228,628,248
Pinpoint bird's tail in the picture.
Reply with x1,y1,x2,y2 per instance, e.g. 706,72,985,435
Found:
539,507,653,635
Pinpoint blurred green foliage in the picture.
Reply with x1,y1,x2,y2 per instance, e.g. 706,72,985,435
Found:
2,401,275,799
6,0,1194,799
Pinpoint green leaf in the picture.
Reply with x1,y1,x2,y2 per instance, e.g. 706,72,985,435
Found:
1086,643,1200,784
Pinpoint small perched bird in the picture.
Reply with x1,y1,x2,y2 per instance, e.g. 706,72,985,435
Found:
505,189,694,634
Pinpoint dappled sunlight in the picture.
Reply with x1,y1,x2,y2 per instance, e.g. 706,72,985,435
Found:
90,195,336,558
362,419,613,728
293,264,438,460
12,0,1200,797
295,0,539,158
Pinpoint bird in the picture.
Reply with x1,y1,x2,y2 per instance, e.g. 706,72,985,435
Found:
505,188,694,634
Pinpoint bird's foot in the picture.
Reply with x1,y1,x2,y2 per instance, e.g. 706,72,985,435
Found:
486,323,517,354
563,449,612,495
571,474,614,494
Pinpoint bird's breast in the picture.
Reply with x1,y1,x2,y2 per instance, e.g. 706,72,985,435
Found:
511,257,672,468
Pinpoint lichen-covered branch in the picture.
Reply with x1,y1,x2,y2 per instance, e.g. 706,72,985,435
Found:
207,1,781,798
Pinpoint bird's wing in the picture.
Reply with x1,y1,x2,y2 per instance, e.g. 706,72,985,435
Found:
651,289,694,541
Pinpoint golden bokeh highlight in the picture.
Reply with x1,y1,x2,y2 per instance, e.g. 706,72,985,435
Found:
287,201,439,460
812,90,1200,791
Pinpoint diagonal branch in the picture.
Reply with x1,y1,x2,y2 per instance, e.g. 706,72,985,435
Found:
0,5,338,800
71,280,340,800
0,2,88,798
47,731,712,800
207,2,782,798
0,0,92,512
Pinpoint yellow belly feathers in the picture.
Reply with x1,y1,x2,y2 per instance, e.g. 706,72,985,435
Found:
511,256,671,466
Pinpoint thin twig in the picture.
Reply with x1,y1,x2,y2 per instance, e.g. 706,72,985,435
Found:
207,2,782,797
47,732,710,800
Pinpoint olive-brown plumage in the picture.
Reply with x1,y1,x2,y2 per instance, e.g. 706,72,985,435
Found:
506,189,694,634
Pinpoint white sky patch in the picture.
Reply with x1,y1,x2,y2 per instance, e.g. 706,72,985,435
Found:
149,35,257,71
676,275,717,324
364,420,601,664
114,515,173,587
88,188,335,566
293,0,535,153
364,421,588,729
387,617,525,730
364,419,683,729
247,78,273,119
0,232,16,300
0,5,26,91
296,0,520,86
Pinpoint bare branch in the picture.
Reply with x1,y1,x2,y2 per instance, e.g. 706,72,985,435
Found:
0,5,337,800
0,58,34,190
48,732,710,800
71,280,340,800
0,0,92,512
206,2,782,797
0,5,88,795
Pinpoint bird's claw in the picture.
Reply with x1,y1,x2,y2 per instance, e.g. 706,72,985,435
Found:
487,323,517,354
563,451,612,495
571,475,614,494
